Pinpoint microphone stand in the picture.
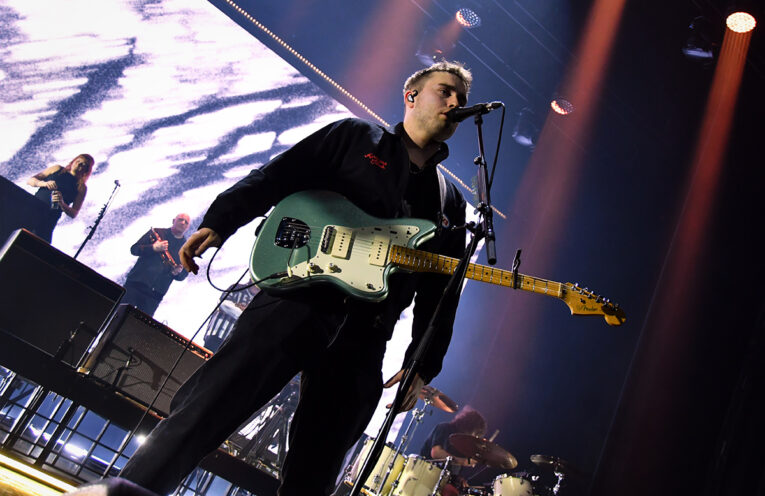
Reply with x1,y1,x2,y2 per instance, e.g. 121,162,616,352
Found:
351,109,504,496
349,230,482,496
74,180,120,259
472,112,497,265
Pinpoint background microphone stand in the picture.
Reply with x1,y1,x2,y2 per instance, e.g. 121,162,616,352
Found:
351,108,504,496
74,179,120,259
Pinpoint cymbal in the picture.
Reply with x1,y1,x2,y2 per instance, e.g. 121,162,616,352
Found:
530,454,583,476
418,385,459,413
448,434,518,470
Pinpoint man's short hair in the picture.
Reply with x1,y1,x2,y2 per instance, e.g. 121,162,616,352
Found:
403,60,472,97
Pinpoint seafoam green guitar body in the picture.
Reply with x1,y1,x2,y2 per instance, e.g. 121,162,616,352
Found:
250,190,437,301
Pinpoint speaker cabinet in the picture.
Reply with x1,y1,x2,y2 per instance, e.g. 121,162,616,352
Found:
79,304,212,417
0,229,125,367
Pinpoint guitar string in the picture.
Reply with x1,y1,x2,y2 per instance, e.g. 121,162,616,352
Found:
281,223,553,285
276,223,571,296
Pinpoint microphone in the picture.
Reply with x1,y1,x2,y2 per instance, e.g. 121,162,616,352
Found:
446,101,502,123
50,189,60,210
114,179,121,186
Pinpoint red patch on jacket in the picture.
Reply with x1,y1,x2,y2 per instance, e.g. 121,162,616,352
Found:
364,153,387,170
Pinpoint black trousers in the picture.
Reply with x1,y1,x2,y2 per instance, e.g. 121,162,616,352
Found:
119,291,386,496
122,281,164,317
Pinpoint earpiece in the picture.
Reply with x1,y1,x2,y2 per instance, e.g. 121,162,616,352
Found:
406,90,418,103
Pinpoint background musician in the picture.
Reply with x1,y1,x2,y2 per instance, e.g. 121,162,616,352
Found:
122,213,190,316
25,153,94,243
420,406,487,495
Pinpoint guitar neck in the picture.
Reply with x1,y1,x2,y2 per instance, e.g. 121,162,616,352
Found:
389,245,563,299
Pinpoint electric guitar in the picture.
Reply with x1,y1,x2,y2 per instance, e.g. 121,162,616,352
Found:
250,190,626,326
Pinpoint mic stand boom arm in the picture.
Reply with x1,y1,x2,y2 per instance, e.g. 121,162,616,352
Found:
349,228,482,496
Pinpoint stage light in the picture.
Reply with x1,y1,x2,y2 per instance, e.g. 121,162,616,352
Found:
456,8,481,28
726,12,756,32
550,98,574,115
682,16,715,61
512,108,538,148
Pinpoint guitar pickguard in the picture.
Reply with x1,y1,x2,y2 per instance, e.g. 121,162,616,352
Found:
250,190,438,301
284,224,421,293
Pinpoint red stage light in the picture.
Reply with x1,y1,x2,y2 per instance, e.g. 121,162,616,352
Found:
550,98,574,115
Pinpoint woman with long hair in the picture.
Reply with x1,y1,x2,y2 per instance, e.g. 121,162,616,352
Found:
27,153,94,243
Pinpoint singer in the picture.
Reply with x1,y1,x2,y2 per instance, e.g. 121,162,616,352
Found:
26,154,95,243
122,214,190,316
117,60,472,496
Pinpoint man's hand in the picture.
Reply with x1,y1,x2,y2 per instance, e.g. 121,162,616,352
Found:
180,228,222,274
152,240,169,252
383,369,425,413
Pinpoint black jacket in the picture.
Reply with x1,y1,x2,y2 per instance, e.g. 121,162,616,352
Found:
199,118,466,382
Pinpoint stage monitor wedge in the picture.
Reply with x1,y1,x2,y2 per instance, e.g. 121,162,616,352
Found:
0,229,125,368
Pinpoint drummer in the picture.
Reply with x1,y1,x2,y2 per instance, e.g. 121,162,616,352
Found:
420,406,487,492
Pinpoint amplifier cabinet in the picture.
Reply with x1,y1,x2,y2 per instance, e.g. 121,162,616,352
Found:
79,304,212,417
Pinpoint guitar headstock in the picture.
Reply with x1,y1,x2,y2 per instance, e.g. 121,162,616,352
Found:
561,283,626,326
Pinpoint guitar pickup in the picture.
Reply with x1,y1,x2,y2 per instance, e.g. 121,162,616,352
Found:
369,235,390,267
328,226,353,259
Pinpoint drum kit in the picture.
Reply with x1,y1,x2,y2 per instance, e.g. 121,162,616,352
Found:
341,386,583,496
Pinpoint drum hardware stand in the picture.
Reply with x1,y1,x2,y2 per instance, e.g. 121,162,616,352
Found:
396,400,431,454
375,399,433,493
551,469,565,495
431,455,453,496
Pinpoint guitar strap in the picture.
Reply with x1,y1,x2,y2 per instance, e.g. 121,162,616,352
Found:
436,168,450,230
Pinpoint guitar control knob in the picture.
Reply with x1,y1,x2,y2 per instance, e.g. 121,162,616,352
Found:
327,263,341,273
308,263,323,273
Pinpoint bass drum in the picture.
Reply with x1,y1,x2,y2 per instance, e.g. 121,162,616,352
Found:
390,455,449,496
346,438,405,496
492,475,533,496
